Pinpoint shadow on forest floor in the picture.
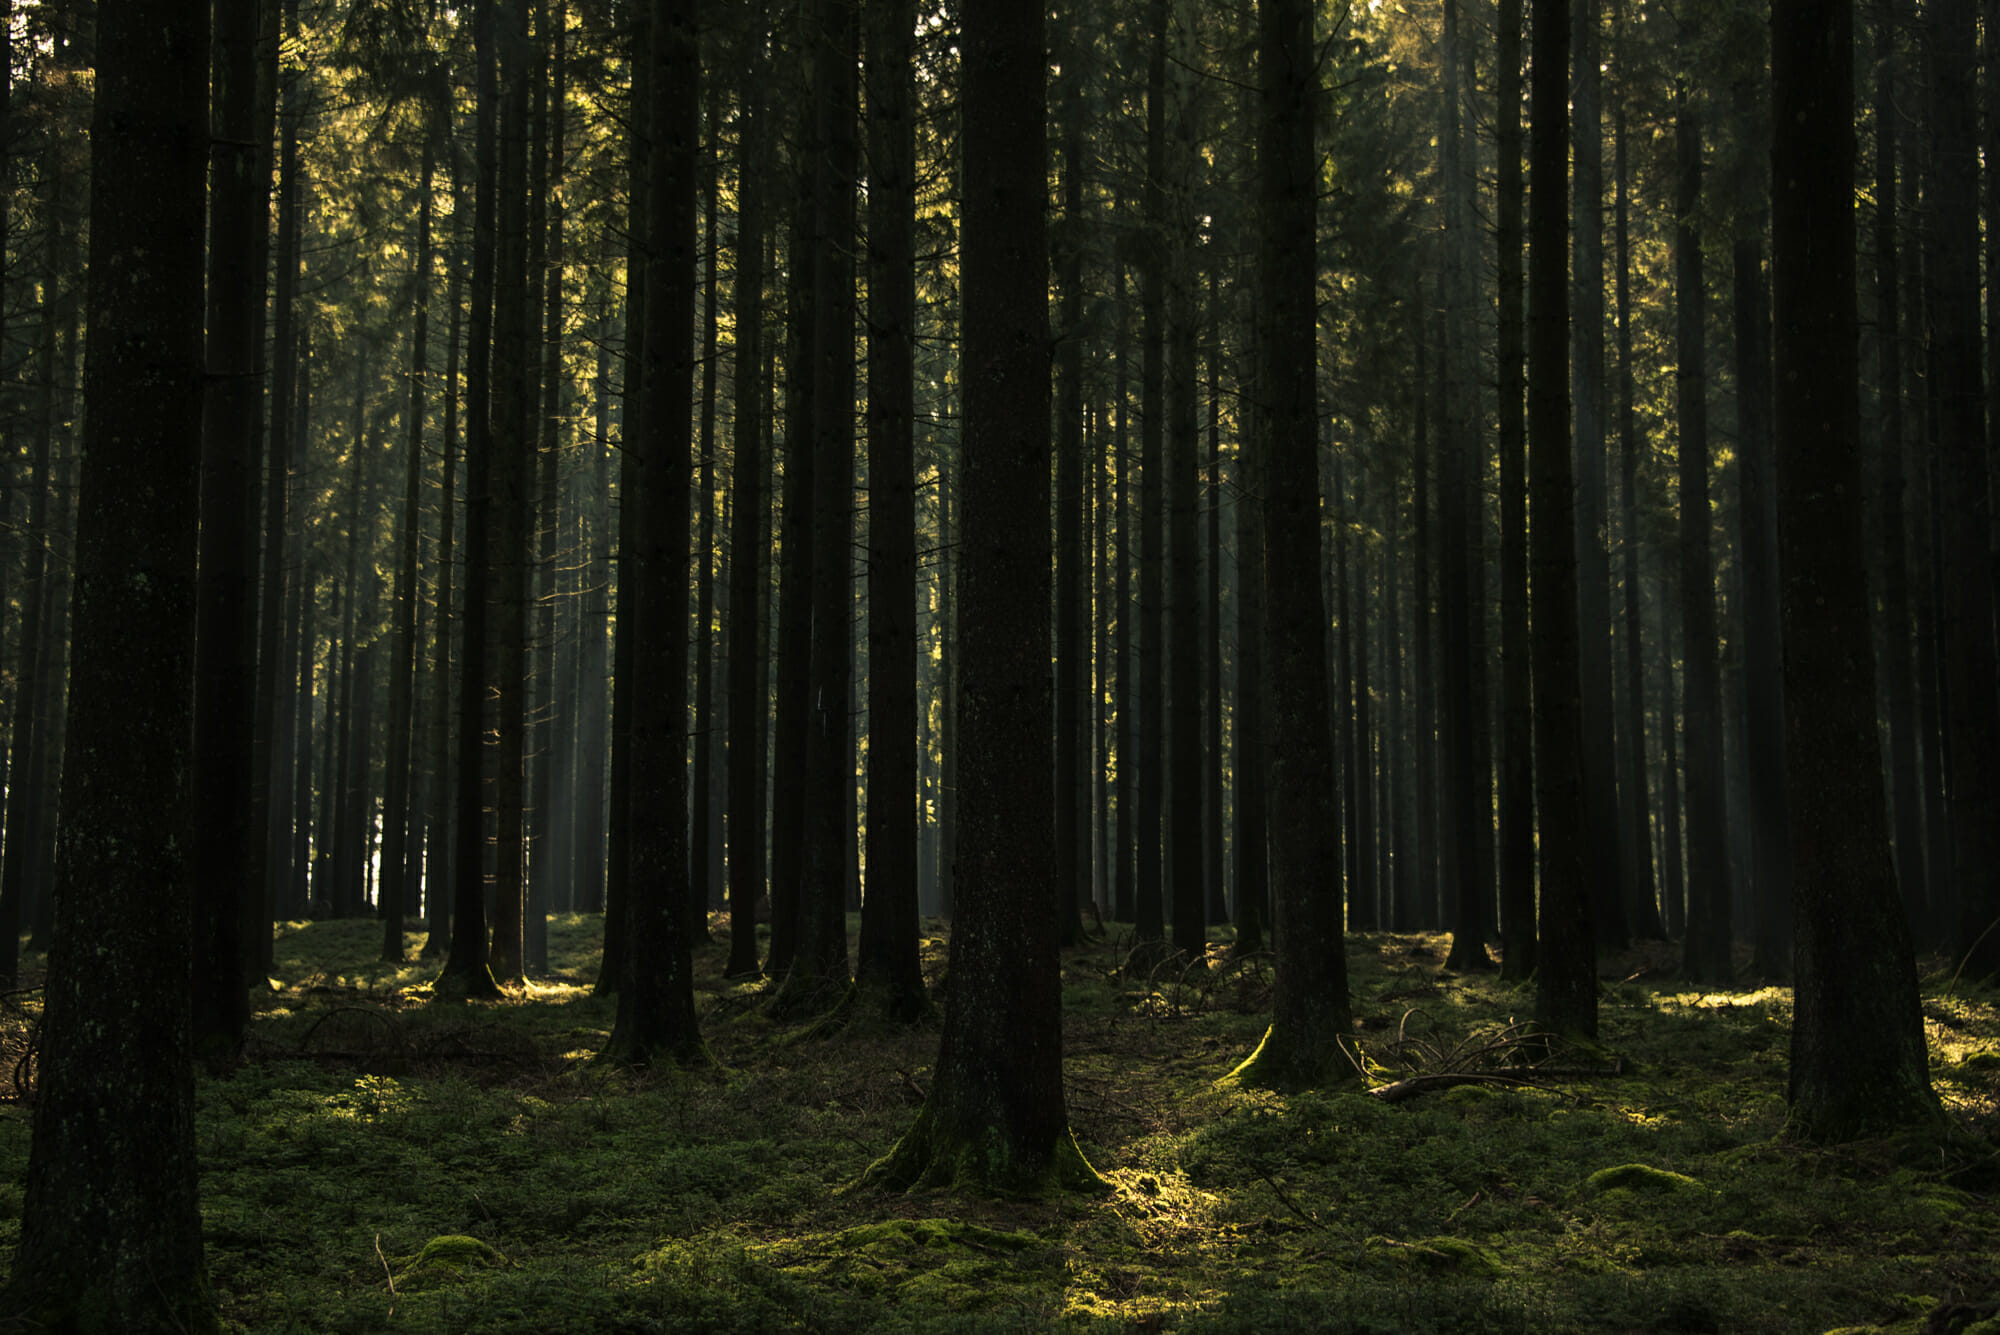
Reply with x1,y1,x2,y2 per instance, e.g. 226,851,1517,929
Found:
1,914,1996,1333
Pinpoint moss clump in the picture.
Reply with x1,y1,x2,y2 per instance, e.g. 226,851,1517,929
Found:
839,1217,1039,1255
1367,1234,1505,1275
1583,1162,1709,1196
390,1234,509,1288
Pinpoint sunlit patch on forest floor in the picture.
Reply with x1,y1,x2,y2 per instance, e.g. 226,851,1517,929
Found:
0,915,1996,1332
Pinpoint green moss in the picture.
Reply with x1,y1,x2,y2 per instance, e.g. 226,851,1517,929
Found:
838,1217,1039,1254
53,915,1990,1334
863,1104,1112,1197
390,1233,510,1288
1367,1233,1505,1275
1582,1162,1710,1196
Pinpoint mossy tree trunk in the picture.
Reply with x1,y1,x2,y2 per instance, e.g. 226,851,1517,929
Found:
4,0,218,1318
867,0,1101,1193
1770,0,1941,1141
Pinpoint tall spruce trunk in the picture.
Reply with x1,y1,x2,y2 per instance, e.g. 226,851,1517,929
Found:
1771,0,1940,1138
1927,0,2000,978
381,144,436,964
4,0,216,1311
856,0,923,1014
439,0,506,999
602,0,707,1066
1675,47,1735,985
190,0,272,1057
1228,0,1354,1088
779,0,859,1014
1571,0,1627,951
1529,0,1596,1036
724,67,770,980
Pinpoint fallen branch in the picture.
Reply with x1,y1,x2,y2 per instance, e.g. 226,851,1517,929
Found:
375,1233,398,1319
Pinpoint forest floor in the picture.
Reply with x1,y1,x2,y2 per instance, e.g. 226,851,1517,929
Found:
1,914,1997,1334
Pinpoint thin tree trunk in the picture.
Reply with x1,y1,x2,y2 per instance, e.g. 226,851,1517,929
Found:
724,63,770,980
1572,0,1627,951
856,0,923,1015
1676,42,1735,984
381,143,436,964
1530,0,1596,1036
1495,0,1534,977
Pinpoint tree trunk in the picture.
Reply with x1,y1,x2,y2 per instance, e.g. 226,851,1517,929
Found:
1927,0,2000,979
1134,0,1169,956
1055,51,1088,951
484,0,536,986
1870,7,1926,929
724,58,770,980
1441,0,1492,971
602,0,708,1067
777,0,859,1015
1729,38,1790,978
1771,0,1940,1139
1675,43,1734,985
439,0,506,1000
1166,41,1204,965
526,2,568,972
1612,61,1664,940
423,230,466,959
381,142,435,965
1529,0,1596,1037
1572,0,1627,952
4,0,216,1315
1233,331,1268,955
1228,0,1355,1089
1495,0,1534,978
864,0,1101,1190
689,65,719,943
856,0,924,1016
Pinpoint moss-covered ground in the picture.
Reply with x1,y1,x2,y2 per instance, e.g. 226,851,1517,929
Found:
2,916,1996,1333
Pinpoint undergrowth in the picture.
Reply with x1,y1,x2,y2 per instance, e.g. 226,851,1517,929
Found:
0,915,1995,1333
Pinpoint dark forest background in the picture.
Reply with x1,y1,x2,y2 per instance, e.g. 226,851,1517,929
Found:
0,0,1994,1325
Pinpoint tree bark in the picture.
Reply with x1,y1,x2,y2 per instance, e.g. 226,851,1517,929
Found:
602,0,708,1066
1228,0,1355,1088
1771,0,1941,1139
1495,0,1534,978
4,0,217,1315
381,141,435,965
1529,0,1596,1037
865,0,1101,1190
439,0,506,1000
1927,0,2000,980
1675,40,1734,985
777,0,859,1015
856,0,924,1016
